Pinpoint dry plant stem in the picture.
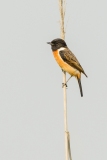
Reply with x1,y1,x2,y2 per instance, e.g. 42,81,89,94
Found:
59,0,65,39
63,70,68,160
58,0,68,160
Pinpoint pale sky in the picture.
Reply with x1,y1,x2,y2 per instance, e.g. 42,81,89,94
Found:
0,0,107,160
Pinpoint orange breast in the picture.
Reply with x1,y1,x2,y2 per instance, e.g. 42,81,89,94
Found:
53,50,81,78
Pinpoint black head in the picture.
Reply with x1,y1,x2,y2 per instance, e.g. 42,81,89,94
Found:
47,38,67,51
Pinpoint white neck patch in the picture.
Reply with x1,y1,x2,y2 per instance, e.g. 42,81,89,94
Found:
58,47,65,51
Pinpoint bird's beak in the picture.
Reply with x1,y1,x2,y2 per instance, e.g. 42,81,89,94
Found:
47,42,53,45
47,42,51,45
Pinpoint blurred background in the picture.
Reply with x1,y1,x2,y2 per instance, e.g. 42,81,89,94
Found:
0,0,107,160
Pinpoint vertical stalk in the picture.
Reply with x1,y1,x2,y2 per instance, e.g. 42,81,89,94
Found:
58,0,68,160
63,71,68,160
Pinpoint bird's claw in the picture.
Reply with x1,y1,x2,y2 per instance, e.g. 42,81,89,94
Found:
62,83,68,88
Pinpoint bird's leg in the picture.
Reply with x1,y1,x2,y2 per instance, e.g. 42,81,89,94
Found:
62,74,73,88
66,75,73,83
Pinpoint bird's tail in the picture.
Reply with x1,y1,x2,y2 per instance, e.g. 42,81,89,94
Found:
84,72,88,78
77,78,83,97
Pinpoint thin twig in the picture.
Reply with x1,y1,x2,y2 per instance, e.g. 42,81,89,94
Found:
58,1,68,160
63,0,67,18
58,1,72,160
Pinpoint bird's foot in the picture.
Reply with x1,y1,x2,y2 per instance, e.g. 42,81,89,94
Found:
62,83,68,88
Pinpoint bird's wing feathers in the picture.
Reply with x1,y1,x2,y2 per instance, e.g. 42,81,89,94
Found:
59,48,87,77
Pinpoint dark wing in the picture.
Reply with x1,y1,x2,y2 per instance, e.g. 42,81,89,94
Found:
59,48,87,77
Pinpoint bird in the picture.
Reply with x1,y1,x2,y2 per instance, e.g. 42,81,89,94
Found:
47,38,87,97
